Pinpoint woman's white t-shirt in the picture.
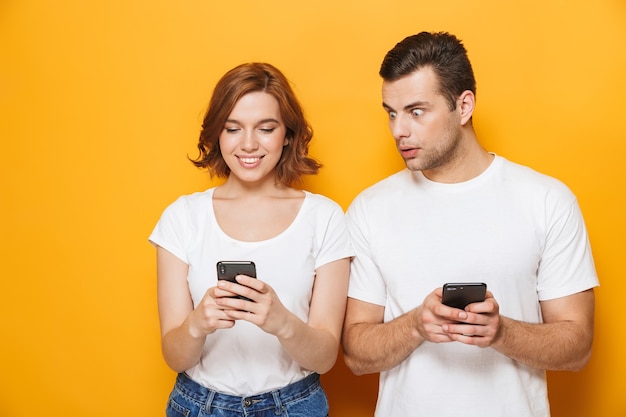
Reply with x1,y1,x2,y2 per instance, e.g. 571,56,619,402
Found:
150,188,353,395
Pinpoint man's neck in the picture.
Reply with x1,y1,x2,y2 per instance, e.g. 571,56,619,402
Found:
421,136,493,184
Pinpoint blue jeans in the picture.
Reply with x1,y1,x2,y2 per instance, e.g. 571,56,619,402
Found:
165,372,329,417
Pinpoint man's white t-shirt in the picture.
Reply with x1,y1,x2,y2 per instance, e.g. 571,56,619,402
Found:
346,155,598,417
150,188,353,396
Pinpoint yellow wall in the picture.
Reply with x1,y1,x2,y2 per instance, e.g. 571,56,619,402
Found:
1,1,624,415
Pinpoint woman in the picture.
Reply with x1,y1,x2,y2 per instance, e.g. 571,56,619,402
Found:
149,62,352,417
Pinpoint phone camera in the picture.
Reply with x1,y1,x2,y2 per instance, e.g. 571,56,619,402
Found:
219,265,226,274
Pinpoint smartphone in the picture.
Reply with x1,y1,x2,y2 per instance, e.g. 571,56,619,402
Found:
441,282,487,309
216,261,257,300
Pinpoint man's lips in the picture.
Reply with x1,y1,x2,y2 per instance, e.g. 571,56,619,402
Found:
399,147,419,158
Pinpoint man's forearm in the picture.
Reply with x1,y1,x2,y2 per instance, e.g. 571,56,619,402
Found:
342,310,424,375
492,316,593,371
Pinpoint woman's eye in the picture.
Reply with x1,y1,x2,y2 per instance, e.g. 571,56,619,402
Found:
259,127,276,133
412,109,424,117
225,127,239,133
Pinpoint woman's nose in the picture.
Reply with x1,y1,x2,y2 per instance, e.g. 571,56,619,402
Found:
240,129,259,151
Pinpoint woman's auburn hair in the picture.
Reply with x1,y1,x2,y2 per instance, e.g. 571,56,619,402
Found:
190,62,321,186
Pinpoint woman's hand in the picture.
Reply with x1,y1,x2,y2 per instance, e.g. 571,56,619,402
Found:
211,258,350,374
187,289,237,338
211,275,290,337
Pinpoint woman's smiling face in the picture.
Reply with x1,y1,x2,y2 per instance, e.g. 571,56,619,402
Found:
219,91,288,185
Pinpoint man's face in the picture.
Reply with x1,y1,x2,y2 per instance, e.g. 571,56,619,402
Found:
382,67,463,176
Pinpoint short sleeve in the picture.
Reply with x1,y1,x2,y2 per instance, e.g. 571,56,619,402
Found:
148,197,190,264
313,197,354,270
537,194,599,300
346,195,387,306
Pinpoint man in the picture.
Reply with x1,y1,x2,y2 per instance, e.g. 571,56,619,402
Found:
342,31,598,417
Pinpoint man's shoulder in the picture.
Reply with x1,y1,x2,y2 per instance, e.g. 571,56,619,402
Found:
346,169,413,217
497,156,572,194
356,169,412,198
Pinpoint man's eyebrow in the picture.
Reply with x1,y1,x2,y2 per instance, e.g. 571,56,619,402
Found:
382,101,430,112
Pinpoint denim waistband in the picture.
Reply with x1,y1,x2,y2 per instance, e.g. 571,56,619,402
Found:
174,372,321,413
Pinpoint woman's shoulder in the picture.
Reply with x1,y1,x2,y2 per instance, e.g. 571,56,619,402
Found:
173,188,214,203
161,188,215,216
302,191,344,212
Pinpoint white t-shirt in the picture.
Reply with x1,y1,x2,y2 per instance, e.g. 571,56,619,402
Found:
149,188,353,396
346,155,598,417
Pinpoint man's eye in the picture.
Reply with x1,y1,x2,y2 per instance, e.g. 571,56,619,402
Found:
388,111,397,120
412,109,424,117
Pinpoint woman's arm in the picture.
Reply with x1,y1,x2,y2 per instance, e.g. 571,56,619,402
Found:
157,246,235,372
216,258,350,374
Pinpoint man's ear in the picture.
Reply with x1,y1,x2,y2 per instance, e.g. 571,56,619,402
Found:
458,90,475,125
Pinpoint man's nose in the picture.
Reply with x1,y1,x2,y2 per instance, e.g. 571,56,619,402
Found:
390,114,410,140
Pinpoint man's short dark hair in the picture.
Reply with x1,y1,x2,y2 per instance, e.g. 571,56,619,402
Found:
379,31,477,110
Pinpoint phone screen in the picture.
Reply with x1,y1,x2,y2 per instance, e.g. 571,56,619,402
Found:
216,261,257,301
216,261,256,282
441,282,487,309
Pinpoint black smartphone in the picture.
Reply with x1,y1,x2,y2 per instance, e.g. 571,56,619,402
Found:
441,282,487,309
216,261,257,300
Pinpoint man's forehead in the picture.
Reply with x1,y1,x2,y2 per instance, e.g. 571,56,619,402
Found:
382,69,441,107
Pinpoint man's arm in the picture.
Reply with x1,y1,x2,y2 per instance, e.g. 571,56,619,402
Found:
346,287,595,374
446,289,595,371
491,289,595,371
341,298,423,375
342,288,482,375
